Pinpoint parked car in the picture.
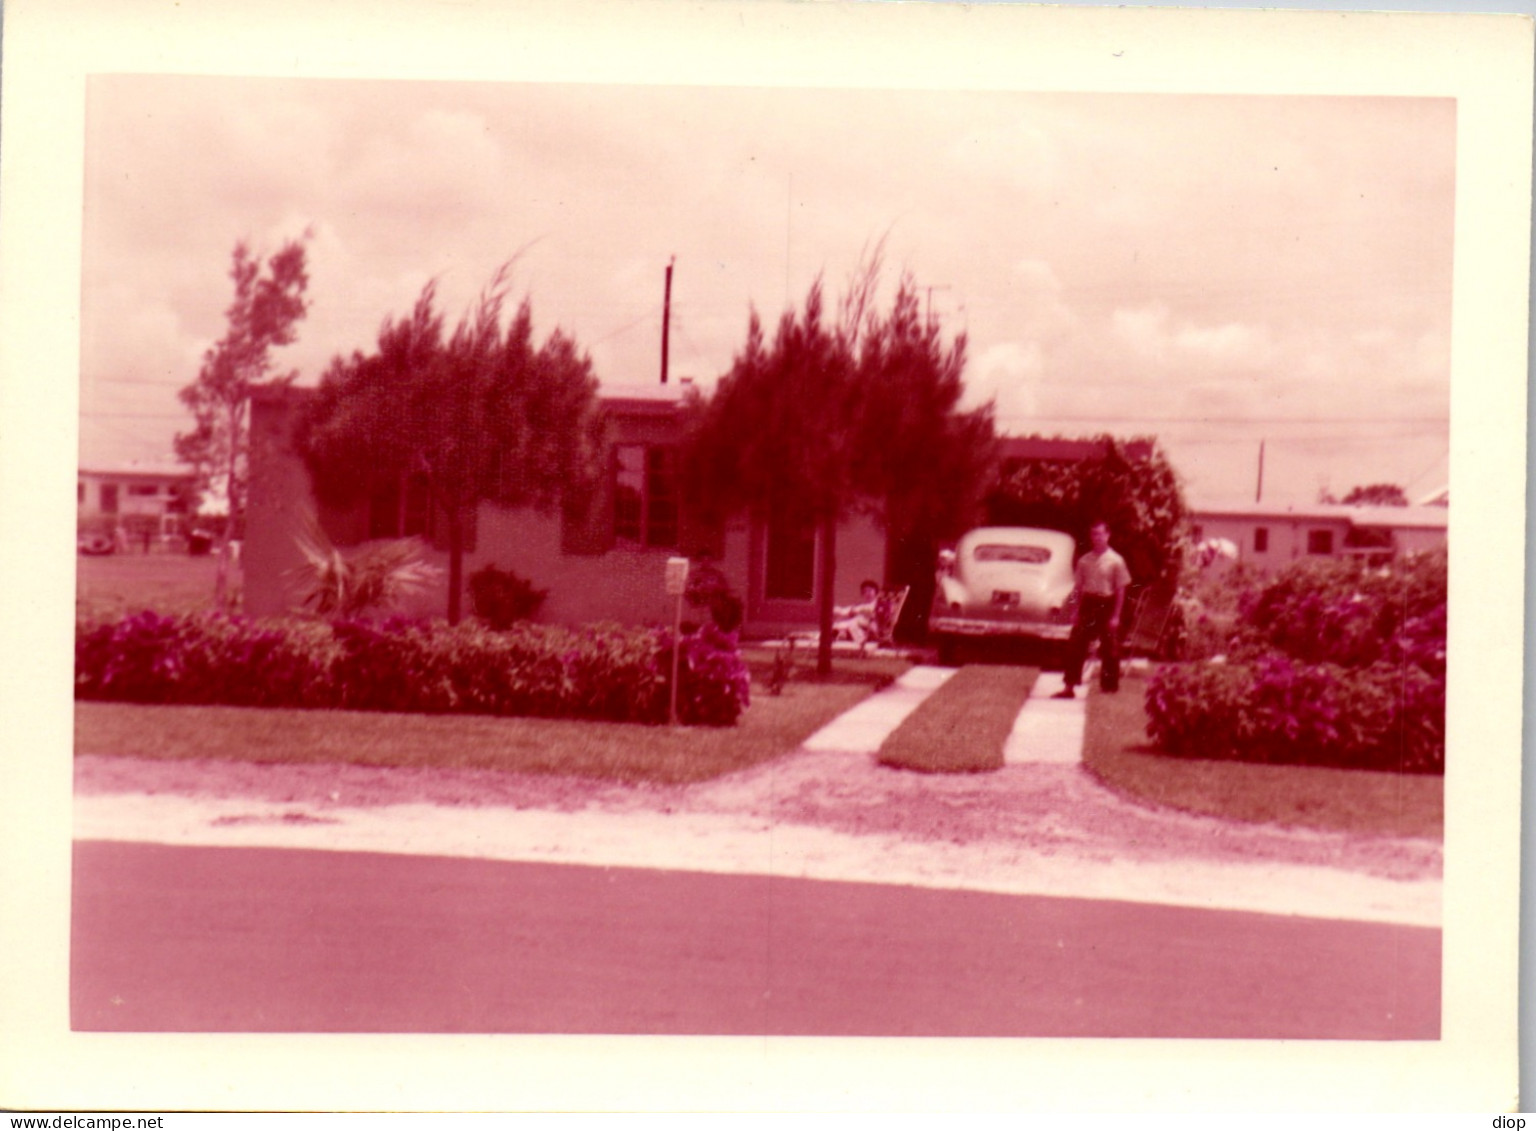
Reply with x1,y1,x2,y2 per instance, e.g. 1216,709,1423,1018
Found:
77,530,116,556
929,527,1078,656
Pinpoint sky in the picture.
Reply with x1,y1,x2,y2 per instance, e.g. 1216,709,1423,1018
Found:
79,77,1454,507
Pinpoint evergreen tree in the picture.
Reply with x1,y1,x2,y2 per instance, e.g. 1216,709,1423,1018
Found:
687,269,994,674
297,267,604,623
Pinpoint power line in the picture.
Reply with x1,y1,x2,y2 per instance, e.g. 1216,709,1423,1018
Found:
999,414,1447,426
590,310,657,347
93,376,187,386
79,410,189,419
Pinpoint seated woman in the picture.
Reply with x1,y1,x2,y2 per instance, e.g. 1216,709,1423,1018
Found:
832,579,881,643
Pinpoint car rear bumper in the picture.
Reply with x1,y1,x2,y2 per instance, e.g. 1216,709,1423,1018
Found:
929,616,1073,641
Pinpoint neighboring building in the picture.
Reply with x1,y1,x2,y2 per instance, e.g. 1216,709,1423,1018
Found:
77,464,195,536
1190,501,1448,569
244,384,887,637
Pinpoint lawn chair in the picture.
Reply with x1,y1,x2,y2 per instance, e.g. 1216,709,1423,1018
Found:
1122,579,1177,658
862,585,910,654
785,585,911,655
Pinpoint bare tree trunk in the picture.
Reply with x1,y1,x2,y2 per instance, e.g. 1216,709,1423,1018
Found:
816,513,837,677
446,507,464,625
213,399,240,612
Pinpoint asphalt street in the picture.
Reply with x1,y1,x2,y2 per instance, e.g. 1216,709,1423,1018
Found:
72,840,1440,1038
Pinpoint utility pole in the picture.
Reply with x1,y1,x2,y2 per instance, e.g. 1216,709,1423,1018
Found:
1255,439,1266,503
660,256,674,385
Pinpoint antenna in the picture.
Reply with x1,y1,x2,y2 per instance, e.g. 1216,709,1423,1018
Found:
660,256,675,385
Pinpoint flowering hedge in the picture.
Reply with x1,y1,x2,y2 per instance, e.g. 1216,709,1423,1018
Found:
1146,549,1446,773
1234,549,1447,670
76,612,751,727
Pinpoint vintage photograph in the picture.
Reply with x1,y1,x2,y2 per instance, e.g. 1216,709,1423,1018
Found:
2,0,1527,1114
72,77,1449,1037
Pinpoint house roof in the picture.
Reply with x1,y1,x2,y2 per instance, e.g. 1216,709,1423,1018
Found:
997,435,1155,463
599,382,689,416
79,464,194,482
1191,501,1449,530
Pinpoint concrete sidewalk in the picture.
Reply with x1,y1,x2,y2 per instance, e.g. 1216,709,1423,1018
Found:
1005,672,1087,766
72,789,1441,927
800,664,958,754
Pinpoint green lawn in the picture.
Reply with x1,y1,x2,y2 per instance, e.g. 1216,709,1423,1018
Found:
1081,671,1443,839
74,553,918,784
76,551,225,621
877,664,1039,774
75,677,882,786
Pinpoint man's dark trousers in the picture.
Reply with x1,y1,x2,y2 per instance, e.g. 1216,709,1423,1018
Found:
1063,594,1121,692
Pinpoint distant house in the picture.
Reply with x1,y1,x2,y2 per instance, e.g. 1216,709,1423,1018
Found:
77,464,195,537
243,384,888,636
1189,501,1448,569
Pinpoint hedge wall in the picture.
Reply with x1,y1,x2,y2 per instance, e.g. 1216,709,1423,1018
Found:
76,612,750,727
1145,549,1446,773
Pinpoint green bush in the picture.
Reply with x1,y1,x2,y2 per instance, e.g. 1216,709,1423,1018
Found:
75,612,748,727
1234,548,1447,668
468,564,549,629
1146,655,1443,773
1146,549,1447,774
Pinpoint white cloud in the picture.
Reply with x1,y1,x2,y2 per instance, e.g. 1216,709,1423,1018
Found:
965,341,1043,423
78,80,1454,507
1110,304,1172,363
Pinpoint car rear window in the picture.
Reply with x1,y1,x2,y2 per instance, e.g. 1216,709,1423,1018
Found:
974,544,1052,564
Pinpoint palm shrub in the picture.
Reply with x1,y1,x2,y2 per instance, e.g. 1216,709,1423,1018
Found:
290,520,441,619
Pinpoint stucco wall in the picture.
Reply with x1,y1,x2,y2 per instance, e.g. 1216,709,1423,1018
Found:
244,392,316,617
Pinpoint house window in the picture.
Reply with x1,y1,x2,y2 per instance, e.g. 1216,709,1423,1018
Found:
369,473,432,540
1307,529,1335,555
613,444,678,548
365,471,476,551
764,503,816,602
78,482,85,504
100,483,118,514
1254,527,1269,553
127,484,159,497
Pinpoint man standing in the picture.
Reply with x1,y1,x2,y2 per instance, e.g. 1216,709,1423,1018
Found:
1054,520,1132,698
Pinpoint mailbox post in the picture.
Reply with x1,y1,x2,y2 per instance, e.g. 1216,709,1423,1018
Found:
664,557,690,726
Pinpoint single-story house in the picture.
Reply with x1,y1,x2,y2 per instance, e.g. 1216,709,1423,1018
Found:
244,383,888,636
1189,500,1448,569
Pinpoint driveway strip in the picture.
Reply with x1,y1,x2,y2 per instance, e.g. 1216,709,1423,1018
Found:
800,664,956,753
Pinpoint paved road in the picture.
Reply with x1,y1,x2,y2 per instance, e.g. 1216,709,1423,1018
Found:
72,841,1439,1038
